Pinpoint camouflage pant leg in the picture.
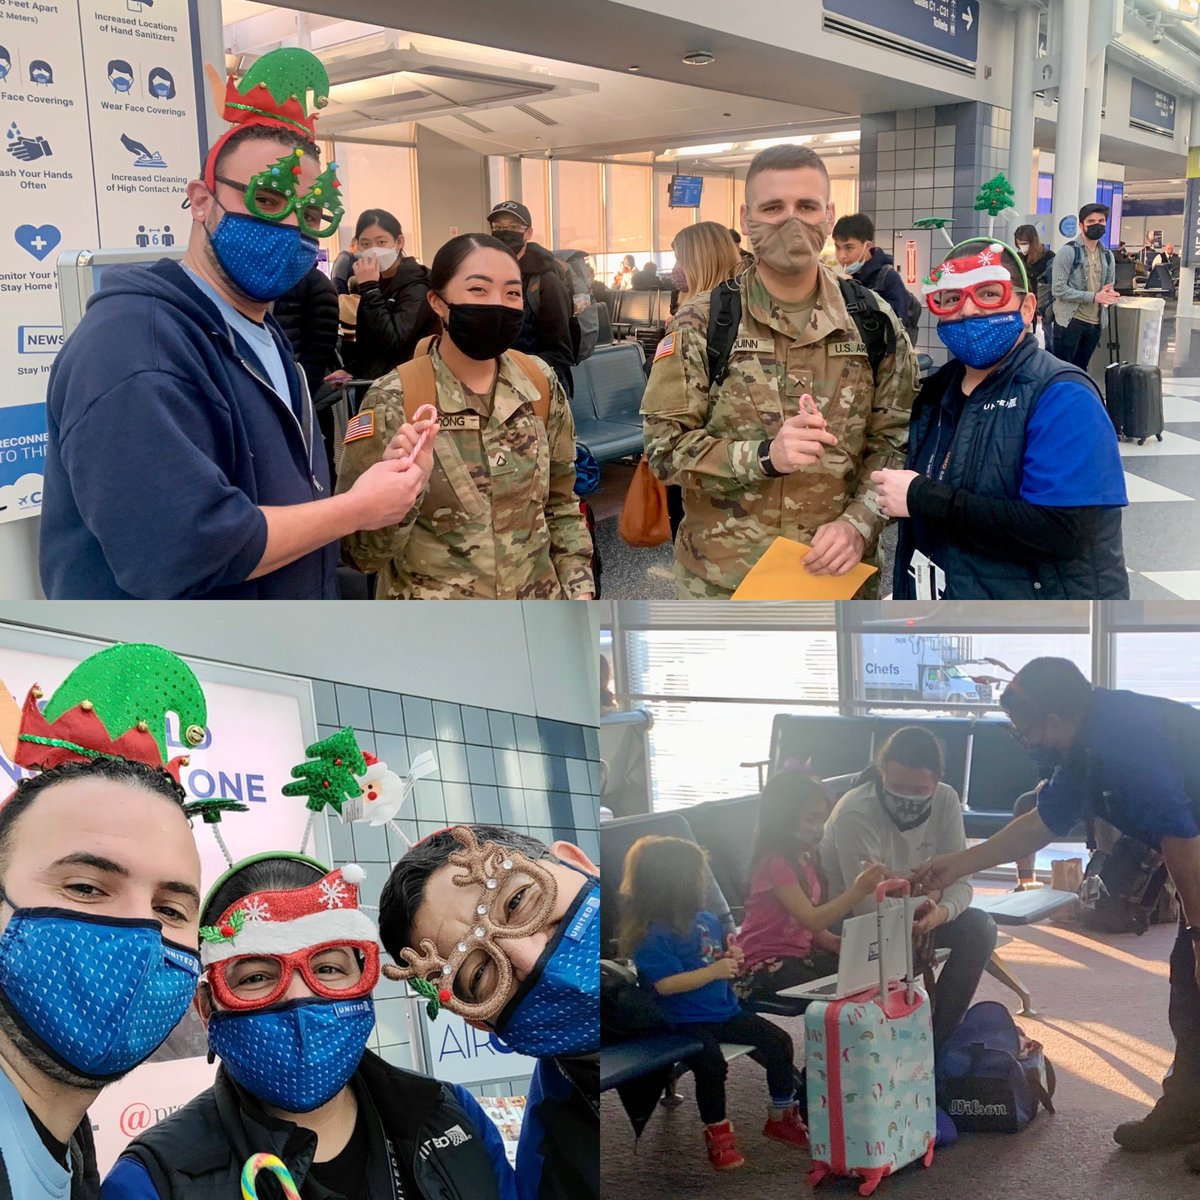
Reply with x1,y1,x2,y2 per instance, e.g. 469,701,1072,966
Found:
674,558,737,600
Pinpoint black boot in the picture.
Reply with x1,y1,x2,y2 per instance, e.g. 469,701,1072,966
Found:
1113,1103,1200,1151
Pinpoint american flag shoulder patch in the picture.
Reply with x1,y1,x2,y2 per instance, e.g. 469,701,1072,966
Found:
653,333,677,362
343,410,375,444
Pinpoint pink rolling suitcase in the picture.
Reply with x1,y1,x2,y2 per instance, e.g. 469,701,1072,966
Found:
805,880,936,1197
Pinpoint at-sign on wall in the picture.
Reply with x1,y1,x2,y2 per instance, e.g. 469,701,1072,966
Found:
0,601,600,1093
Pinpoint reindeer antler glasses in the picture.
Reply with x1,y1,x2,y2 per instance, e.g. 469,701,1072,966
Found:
383,826,558,1022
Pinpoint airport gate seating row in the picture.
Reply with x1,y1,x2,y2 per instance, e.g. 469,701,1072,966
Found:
570,342,646,463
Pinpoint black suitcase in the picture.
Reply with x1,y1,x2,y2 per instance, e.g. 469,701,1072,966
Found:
1123,365,1165,444
1103,360,1127,434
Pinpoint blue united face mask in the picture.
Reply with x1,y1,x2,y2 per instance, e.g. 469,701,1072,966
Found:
937,310,1026,369
491,877,599,1059
208,206,318,302
0,890,200,1081
208,996,375,1112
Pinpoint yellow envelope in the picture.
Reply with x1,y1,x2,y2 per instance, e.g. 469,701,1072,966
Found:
731,537,878,601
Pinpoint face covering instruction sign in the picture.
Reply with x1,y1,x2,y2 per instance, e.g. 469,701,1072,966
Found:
0,0,205,524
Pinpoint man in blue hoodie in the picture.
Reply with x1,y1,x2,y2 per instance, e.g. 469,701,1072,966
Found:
833,212,919,338
41,49,432,599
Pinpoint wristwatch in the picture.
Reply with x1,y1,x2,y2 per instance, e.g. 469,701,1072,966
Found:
758,439,784,478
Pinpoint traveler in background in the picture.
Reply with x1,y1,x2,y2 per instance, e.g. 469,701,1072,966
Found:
875,239,1129,599
632,260,661,289
1115,241,1132,264
739,769,888,1000
832,212,913,332
620,835,808,1172
487,200,577,398
337,233,594,600
272,264,340,400
613,254,637,290
643,144,916,599
820,727,997,1049
1153,243,1179,272
663,222,743,539
348,208,439,380
729,227,755,266
1049,202,1119,370
1013,224,1055,346
330,245,354,294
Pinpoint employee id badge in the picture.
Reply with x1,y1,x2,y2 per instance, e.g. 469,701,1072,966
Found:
908,549,947,600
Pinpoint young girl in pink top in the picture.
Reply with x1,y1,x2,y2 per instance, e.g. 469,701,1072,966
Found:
738,770,887,1000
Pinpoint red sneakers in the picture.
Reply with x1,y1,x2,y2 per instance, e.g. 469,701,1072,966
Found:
704,1120,746,1171
763,1104,809,1148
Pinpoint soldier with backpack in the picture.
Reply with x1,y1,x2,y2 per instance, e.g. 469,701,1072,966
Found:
336,233,594,599
641,145,918,599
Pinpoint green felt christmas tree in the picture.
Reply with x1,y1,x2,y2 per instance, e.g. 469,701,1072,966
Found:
973,174,1018,235
914,216,957,248
283,727,367,854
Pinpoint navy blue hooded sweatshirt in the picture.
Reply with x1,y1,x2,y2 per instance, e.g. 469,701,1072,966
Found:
41,259,338,599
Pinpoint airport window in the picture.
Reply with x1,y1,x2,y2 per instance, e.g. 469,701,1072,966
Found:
605,163,653,268
334,140,420,260
698,174,735,229
1112,634,1200,703
553,159,604,255
521,158,551,240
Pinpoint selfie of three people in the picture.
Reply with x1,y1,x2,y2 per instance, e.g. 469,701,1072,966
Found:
0,613,600,1200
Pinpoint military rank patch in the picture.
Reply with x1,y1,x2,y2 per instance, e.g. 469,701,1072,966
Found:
653,333,677,362
343,410,375,443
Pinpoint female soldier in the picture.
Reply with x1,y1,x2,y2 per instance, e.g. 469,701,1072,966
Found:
101,855,516,1199
336,233,594,600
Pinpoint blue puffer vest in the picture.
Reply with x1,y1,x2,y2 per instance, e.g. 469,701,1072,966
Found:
893,337,1128,599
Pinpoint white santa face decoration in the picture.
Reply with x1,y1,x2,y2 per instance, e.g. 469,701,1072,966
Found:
355,756,406,823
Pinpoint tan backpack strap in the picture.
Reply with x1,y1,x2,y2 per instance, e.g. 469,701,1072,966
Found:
395,356,439,424
414,334,438,359
507,350,552,424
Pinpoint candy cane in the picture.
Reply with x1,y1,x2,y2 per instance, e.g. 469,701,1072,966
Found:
241,1153,300,1200
407,403,439,464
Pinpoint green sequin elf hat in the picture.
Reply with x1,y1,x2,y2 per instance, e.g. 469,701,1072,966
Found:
0,643,207,784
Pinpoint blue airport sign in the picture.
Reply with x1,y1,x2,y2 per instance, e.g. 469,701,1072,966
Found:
823,0,980,64
1129,77,1177,135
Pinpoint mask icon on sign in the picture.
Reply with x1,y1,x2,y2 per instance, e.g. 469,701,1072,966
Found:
147,68,175,100
29,60,53,86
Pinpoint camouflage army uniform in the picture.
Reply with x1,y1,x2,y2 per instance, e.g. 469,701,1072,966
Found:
642,262,918,599
338,346,593,599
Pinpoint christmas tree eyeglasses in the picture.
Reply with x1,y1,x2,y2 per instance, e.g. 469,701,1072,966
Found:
215,146,343,238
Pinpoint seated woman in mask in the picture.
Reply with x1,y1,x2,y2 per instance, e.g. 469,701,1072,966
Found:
336,233,594,600
101,855,516,1200
870,239,1128,600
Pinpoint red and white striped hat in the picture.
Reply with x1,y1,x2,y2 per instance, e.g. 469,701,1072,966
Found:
200,864,377,967
922,242,1010,296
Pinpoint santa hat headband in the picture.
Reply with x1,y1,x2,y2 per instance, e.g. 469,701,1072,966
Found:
200,863,378,966
922,242,1015,296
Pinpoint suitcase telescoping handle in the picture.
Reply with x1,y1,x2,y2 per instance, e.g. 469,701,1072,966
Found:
874,878,916,1007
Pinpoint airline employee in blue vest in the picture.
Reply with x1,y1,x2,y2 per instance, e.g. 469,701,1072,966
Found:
379,825,600,1200
870,239,1128,600
914,658,1200,1171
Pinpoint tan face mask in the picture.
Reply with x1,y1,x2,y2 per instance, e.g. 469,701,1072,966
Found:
747,215,828,276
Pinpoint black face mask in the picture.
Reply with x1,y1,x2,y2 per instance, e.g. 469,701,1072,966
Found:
492,230,527,255
1083,224,1107,241
445,302,525,361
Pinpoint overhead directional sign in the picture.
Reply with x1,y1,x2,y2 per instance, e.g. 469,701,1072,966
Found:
1129,77,1177,135
823,0,981,64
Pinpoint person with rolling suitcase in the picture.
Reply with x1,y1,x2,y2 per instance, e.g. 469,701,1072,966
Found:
805,879,937,1197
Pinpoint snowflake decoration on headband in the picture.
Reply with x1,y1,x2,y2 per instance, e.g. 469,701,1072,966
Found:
922,242,1012,297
